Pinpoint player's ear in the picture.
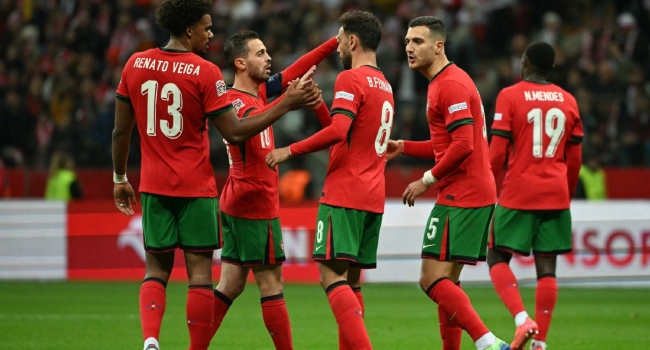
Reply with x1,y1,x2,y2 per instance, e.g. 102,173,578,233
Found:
185,25,193,39
234,57,246,70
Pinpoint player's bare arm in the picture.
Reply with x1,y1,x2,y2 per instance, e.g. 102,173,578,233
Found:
212,68,320,144
111,99,138,216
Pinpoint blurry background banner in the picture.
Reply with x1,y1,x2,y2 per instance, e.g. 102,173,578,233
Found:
1,199,648,285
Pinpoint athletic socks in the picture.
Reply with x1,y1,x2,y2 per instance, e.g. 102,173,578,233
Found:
426,278,490,342
187,285,214,350
326,281,372,350
534,276,558,342
261,293,293,350
438,281,463,350
139,278,167,343
210,289,232,338
490,262,527,322
339,286,365,350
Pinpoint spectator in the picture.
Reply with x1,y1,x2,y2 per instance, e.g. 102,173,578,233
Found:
44,151,82,201
575,154,607,200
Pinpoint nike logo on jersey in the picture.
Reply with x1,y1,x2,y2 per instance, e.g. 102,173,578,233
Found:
315,245,323,251
423,243,436,249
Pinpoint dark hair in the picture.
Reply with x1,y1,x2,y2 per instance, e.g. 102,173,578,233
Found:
408,16,446,41
224,30,260,70
524,41,555,73
155,0,212,37
339,11,382,52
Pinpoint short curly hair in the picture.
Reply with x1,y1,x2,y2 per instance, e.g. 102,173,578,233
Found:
155,0,212,37
339,11,382,52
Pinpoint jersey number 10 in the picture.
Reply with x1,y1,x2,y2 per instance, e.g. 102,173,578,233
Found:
527,107,566,158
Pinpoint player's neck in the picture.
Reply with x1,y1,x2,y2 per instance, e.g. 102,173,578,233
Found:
523,74,548,84
422,55,450,80
232,75,260,96
351,51,377,69
163,38,191,52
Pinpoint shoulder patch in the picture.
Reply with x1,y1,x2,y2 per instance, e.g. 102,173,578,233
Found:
232,98,245,113
335,91,355,101
216,80,227,97
494,113,502,121
448,102,468,114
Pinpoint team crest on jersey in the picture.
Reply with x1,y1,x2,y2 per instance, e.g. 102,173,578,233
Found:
448,102,467,114
232,98,245,113
335,91,355,101
216,80,227,96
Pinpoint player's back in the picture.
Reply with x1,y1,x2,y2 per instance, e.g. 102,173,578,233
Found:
492,80,582,209
322,66,394,214
220,86,280,220
117,48,232,198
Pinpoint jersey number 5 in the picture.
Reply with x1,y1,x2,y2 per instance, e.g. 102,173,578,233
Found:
375,101,394,156
142,80,183,139
527,107,566,158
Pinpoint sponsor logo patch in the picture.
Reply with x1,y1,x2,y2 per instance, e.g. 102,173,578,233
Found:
494,113,502,121
232,98,245,113
216,80,227,96
447,102,467,114
335,91,355,101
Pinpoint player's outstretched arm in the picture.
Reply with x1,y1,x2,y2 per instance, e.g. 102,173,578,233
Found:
112,99,137,216
387,139,436,162
265,112,353,170
212,68,320,144
565,141,583,198
489,135,509,181
280,37,338,88
312,97,332,127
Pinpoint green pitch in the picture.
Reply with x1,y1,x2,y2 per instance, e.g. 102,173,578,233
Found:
0,281,648,349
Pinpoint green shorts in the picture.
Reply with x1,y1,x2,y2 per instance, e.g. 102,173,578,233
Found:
489,204,572,256
141,193,220,252
312,204,383,269
219,211,285,266
422,204,494,265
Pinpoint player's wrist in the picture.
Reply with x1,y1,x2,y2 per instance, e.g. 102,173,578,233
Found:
397,139,405,154
421,170,437,186
113,172,128,184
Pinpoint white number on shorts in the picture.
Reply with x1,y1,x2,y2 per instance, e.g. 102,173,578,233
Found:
427,217,439,240
142,80,184,139
374,101,394,156
316,220,324,243
527,107,566,158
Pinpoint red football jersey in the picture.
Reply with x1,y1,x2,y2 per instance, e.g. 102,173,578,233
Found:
427,63,496,207
491,80,583,209
219,85,280,219
321,66,394,213
116,48,233,197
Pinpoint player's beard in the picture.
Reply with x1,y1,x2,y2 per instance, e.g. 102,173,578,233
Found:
340,49,352,70
252,64,270,82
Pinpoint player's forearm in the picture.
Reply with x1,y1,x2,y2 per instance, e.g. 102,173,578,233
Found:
431,124,473,181
281,37,338,87
566,142,583,198
489,135,509,180
290,114,352,156
313,102,332,127
403,140,436,159
111,128,131,176
247,93,286,118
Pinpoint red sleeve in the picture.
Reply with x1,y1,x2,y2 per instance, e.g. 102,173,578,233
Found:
491,89,513,134
289,114,352,156
438,80,474,128
281,37,338,87
403,140,435,159
115,57,132,101
203,66,233,115
430,124,473,181
489,135,509,181
313,101,332,127
565,141,582,198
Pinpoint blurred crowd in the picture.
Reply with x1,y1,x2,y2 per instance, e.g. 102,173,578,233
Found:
1,0,649,190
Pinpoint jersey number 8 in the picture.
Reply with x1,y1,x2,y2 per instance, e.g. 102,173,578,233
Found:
375,101,394,156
